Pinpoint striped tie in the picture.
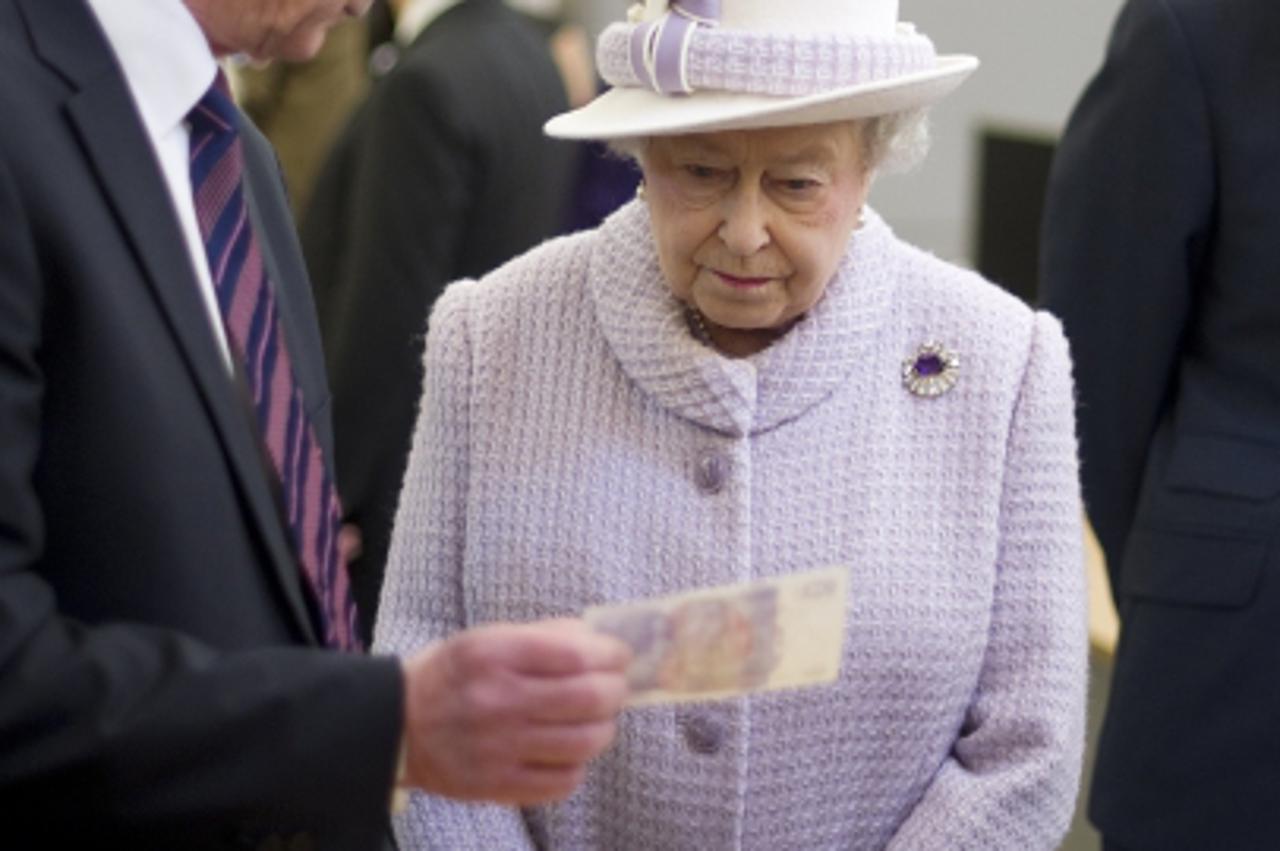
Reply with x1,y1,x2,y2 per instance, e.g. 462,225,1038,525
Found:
188,72,359,650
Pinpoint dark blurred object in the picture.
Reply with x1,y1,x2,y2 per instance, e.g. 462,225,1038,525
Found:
366,0,396,51
302,0,574,643
563,139,641,234
526,14,640,233
974,128,1055,305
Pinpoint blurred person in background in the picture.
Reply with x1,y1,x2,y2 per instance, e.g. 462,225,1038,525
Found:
1041,0,1280,848
375,1,1088,848
302,0,575,643
532,0,643,233
233,17,371,221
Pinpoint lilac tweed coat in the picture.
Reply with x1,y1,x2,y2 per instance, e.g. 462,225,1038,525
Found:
374,200,1087,850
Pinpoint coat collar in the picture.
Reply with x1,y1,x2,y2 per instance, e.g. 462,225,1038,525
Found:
588,199,897,437
17,0,322,645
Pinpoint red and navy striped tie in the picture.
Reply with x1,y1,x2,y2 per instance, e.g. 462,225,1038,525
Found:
188,72,359,650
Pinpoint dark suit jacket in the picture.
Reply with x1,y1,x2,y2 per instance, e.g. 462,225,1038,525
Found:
302,0,574,642
1040,0,1280,846
0,1,402,846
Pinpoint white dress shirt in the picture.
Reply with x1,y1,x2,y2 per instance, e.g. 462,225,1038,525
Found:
85,0,232,367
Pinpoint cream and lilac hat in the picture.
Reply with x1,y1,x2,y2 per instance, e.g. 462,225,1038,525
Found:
545,0,977,139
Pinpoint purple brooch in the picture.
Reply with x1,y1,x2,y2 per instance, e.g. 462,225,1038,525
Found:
902,341,960,398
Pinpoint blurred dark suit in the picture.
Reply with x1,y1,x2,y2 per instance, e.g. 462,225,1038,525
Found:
1040,0,1280,847
302,0,573,642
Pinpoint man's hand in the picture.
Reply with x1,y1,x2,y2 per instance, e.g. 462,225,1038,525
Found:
337,523,362,565
400,620,630,805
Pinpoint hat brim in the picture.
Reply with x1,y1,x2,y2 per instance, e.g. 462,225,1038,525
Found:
546,55,978,140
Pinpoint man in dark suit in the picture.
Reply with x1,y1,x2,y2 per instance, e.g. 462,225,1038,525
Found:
0,0,627,845
1040,0,1280,847
301,0,575,641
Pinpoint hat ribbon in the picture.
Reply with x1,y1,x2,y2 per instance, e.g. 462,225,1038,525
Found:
629,0,721,95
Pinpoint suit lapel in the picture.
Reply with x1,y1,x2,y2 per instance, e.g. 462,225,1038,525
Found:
23,0,321,645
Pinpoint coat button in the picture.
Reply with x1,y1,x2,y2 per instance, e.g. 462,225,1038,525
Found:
694,450,730,494
367,41,400,78
679,712,724,755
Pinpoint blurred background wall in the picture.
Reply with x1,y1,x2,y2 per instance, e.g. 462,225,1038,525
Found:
875,0,1124,266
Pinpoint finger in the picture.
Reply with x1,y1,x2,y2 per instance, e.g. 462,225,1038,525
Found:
337,523,363,562
447,621,620,679
502,620,632,676
519,670,629,723
514,718,619,766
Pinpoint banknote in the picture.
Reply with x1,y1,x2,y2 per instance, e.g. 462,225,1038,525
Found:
584,565,849,705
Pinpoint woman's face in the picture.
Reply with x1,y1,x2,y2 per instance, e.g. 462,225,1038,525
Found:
184,0,370,62
640,122,871,343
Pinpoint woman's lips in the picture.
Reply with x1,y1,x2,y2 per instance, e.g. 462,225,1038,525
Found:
713,270,773,288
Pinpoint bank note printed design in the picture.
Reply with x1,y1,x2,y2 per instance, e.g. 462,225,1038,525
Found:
584,565,849,705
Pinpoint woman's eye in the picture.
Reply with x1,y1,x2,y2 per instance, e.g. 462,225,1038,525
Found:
778,178,820,193
684,164,723,180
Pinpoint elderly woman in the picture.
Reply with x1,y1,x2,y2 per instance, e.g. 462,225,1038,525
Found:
374,1,1087,848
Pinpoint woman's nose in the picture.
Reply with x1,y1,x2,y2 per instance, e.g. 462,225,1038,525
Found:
717,187,771,256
